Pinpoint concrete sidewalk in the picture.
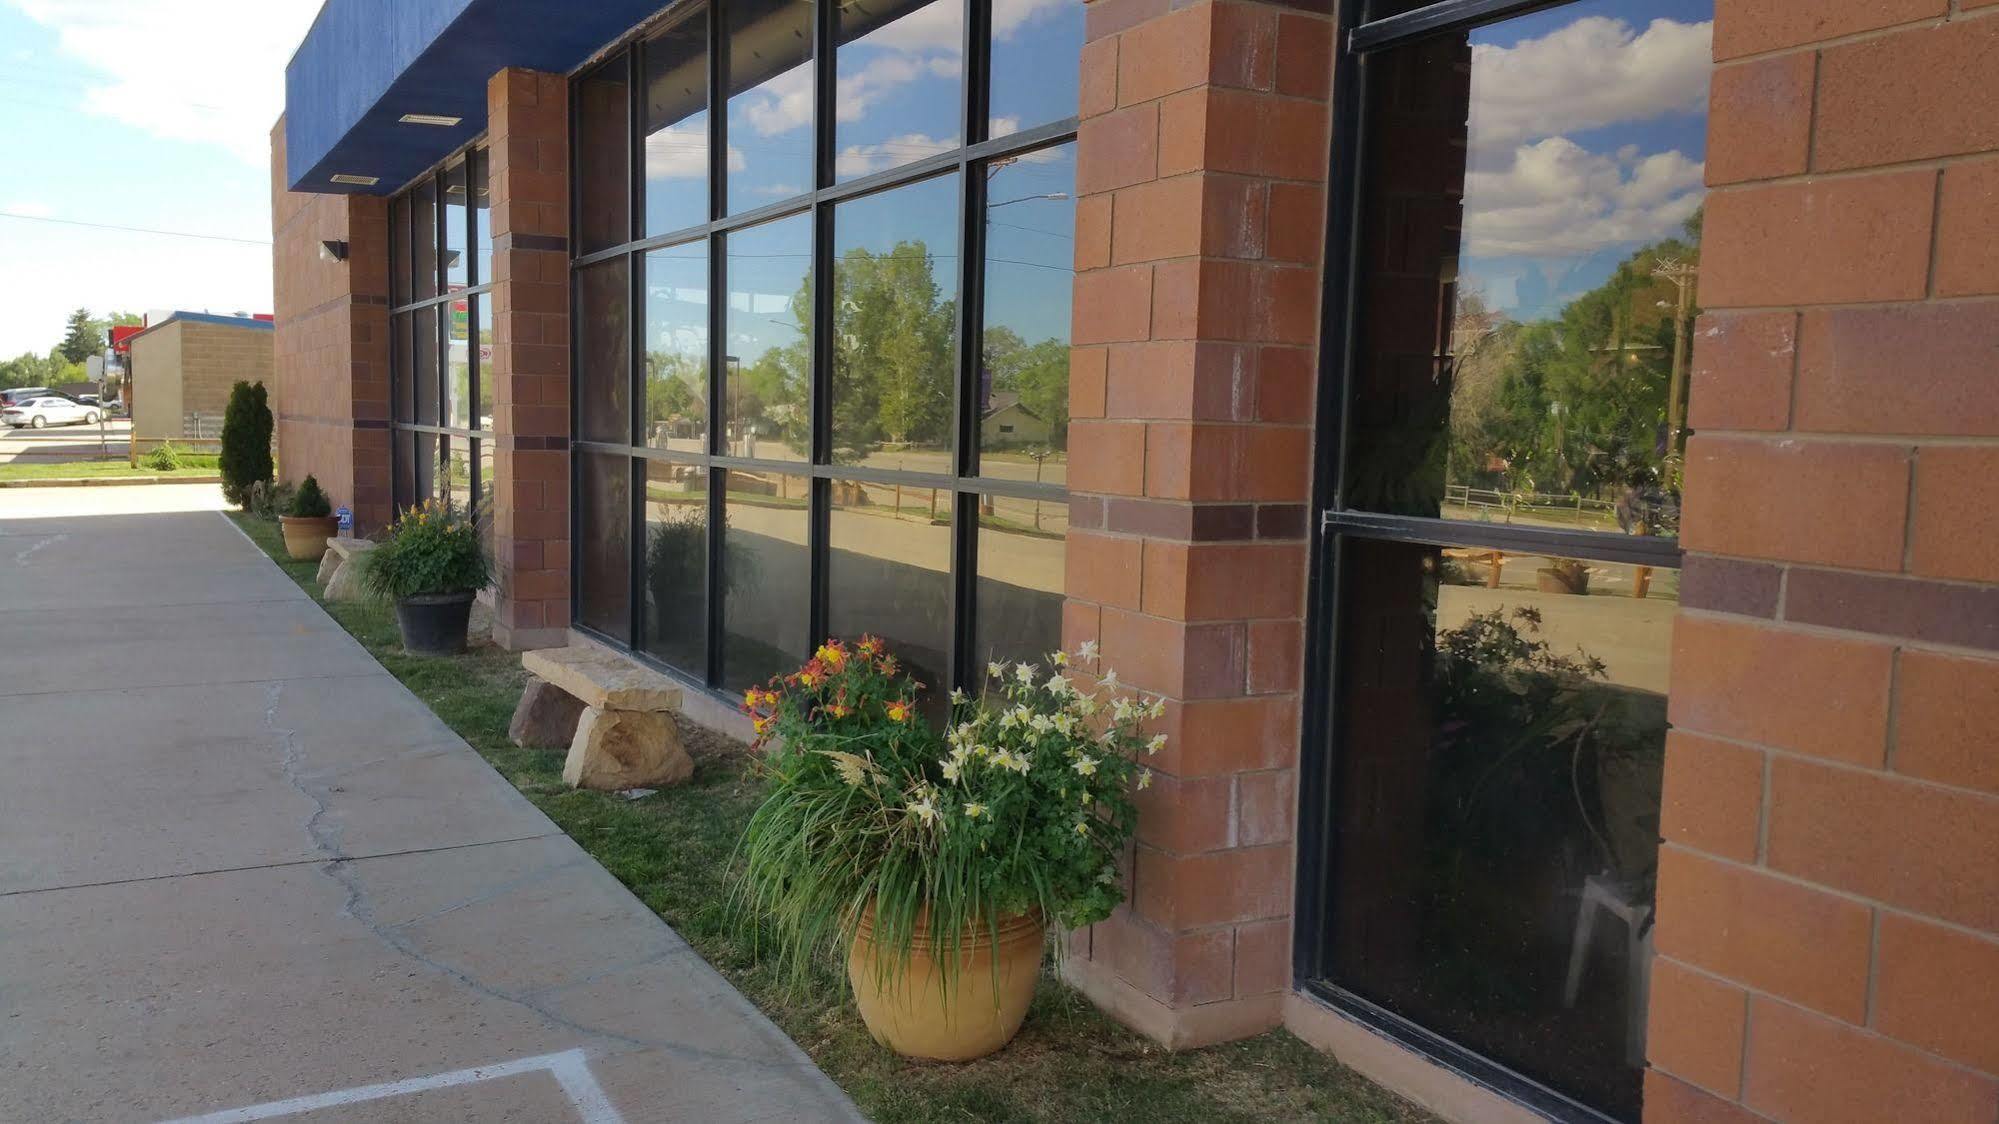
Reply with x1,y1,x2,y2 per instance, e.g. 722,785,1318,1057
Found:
0,487,862,1123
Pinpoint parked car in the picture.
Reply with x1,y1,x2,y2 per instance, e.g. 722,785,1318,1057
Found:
2,395,99,428
0,387,50,408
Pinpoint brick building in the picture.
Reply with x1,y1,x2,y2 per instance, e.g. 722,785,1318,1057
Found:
270,1,1999,1121
124,311,275,442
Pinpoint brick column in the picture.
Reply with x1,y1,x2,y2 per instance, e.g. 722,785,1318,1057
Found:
1649,6,1999,1123
485,69,573,651
270,116,393,531
1062,0,1332,1048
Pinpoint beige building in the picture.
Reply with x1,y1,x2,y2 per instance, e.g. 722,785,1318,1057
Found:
126,312,274,441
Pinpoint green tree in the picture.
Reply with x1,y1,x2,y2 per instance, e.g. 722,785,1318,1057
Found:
831,240,954,453
218,381,275,507
58,308,99,365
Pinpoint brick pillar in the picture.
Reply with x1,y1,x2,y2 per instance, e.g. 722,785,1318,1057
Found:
1649,6,1999,1123
485,69,573,651
270,115,393,531
1062,0,1332,1048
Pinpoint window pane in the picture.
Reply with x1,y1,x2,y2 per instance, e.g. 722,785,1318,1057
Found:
989,0,1084,138
412,179,438,301
980,143,1073,478
725,0,813,213
831,174,958,469
390,194,411,306
578,452,633,641
413,306,438,425
476,438,494,558
643,459,709,675
443,436,473,513
645,241,708,454
644,9,710,236
829,478,952,716
472,148,491,286
392,313,413,422
1343,0,1708,542
723,213,811,462
974,498,1067,671
413,431,437,503
577,56,633,254
721,469,810,691
1327,537,1677,1122
834,0,962,182
443,159,469,290
577,258,633,445
446,296,472,430
393,430,415,512
475,297,494,430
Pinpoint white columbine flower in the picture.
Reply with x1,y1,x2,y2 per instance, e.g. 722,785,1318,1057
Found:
1050,649,1070,667
1147,733,1167,756
1052,713,1076,736
1138,768,1153,790
940,758,963,783
1014,661,1036,685
1146,696,1166,719
1101,668,1120,691
1073,819,1090,837
907,797,939,825
1072,696,1098,717
1029,713,1054,734
1078,639,1100,663
987,661,1005,680
964,801,987,819
1045,672,1071,696
950,688,967,705
1072,756,1099,777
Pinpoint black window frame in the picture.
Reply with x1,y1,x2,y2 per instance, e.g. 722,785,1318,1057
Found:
1295,2,1691,1122
568,0,1077,699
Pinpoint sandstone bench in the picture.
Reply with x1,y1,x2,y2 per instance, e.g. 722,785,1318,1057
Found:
512,646,693,790
316,537,377,602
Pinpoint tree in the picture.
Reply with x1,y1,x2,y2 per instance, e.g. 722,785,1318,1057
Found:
830,240,954,453
0,350,68,390
218,381,275,506
58,308,100,365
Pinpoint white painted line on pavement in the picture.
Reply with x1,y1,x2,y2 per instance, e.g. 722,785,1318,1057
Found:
154,1048,627,1124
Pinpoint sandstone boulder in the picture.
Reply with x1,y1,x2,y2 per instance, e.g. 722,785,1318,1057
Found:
522,646,682,712
563,706,694,790
508,674,587,749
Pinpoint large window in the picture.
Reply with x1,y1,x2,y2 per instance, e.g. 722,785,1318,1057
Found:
571,0,1080,695
1302,2,1707,1122
390,147,494,537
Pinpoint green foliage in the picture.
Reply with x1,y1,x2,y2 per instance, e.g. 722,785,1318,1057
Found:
143,442,184,471
218,381,274,506
246,480,295,520
363,500,490,600
58,307,99,365
735,638,1162,992
985,327,1071,447
0,348,70,390
287,474,332,518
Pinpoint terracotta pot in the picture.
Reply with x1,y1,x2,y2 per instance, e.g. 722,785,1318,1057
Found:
279,514,339,561
847,906,1043,1062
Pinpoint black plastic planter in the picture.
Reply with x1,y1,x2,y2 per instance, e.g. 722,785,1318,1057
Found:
394,591,475,655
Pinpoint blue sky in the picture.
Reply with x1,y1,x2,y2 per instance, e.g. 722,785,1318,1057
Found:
0,2,318,357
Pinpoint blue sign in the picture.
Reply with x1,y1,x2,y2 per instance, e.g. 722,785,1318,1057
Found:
336,506,353,536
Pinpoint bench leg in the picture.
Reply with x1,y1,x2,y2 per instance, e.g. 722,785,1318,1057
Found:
562,706,694,790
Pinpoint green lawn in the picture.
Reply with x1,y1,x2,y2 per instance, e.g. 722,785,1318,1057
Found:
0,459,219,481
228,510,1433,1124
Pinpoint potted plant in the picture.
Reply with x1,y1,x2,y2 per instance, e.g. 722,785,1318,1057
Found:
362,501,489,655
278,474,339,561
736,637,1161,1061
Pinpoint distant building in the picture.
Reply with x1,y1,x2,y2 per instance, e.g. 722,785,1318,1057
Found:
125,312,274,440
979,392,1051,448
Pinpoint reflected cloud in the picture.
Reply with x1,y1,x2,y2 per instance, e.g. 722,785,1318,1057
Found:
1467,16,1711,153
1464,137,1704,258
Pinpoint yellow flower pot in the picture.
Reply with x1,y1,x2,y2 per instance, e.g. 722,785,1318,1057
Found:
847,906,1043,1062
279,515,339,561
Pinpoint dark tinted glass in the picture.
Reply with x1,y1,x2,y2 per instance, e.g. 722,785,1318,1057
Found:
980,143,1073,477
443,436,473,513
390,194,411,305
413,430,437,503
834,0,962,183
829,478,952,717
446,296,472,429
392,314,413,422
577,58,633,253
475,297,494,428
476,438,493,555
413,306,438,425
645,241,708,454
577,258,633,445
974,500,1066,671
577,453,633,641
645,10,710,236
831,173,958,469
989,0,1085,137
393,430,415,511
723,213,811,461
443,159,469,290
412,179,438,300
472,149,491,286
722,469,811,690
725,0,813,213
1327,537,1677,1121
643,459,709,675
1343,0,1708,542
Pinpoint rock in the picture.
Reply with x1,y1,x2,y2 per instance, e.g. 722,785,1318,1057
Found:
563,706,694,790
320,537,377,603
315,548,342,584
508,674,587,749
522,646,683,712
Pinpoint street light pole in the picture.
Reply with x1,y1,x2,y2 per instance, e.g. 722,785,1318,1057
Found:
1653,259,1698,478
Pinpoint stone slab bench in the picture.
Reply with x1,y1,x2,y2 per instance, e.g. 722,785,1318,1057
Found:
515,646,693,791
317,537,377,602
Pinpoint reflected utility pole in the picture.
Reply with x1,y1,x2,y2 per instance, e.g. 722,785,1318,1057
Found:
1653,259,1698,479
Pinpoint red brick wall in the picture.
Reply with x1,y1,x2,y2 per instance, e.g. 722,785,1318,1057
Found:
1063,0,1332,1046
1649,4,1999,1122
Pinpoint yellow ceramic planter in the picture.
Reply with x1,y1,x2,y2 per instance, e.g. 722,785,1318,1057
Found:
847,907,1043,1062
279,514,340,561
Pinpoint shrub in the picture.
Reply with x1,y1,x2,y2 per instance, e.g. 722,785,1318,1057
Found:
287,474,332,519
246,480,295,521
363,501,489,601
143,442,183,471
735,637,1162,990
218,380,274,507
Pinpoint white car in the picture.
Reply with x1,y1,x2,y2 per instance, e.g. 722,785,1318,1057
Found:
2,395,99,428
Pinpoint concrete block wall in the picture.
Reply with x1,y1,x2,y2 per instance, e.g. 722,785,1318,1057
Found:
1649,3,1999,1122
179,321,275,425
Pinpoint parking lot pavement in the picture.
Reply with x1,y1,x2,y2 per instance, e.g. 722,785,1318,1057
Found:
0,416,131,462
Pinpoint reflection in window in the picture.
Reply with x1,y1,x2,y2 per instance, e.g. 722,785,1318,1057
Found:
477,438,494,555
446,297,472,430
974,502,1066,671
578,453,633,642
443,158,468,290
1343,0,1709,540
643,460,709,675
391,194,412,306
412,179,437,301
393,430,415,511
1329,538,1676,1121
472,150,491,286
835,0,963,183
645,9,710,236
723,213,811,461
577,59,632,253
475,298,494,428
831,174,959,467
989,0,1085,137
722,470,811,690
413,306,438,425
413,431,437,504
980,143,1074,477
829,478,952,717
577,258,633,445
443,436,473,513
645,242,708,454
726,0,814,214
393,313,413,423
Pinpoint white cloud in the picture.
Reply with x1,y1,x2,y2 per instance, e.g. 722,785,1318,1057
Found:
835,132,958,178
1467,16,1711,154
993,0,1074,40
742,63,816,137
645,122,743,179
1462,136,1704,258
3,202,54,219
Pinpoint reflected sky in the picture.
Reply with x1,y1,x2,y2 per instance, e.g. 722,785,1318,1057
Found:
724,212,812,459
644,10,710,235
726,0,814,212
835,0,963,182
